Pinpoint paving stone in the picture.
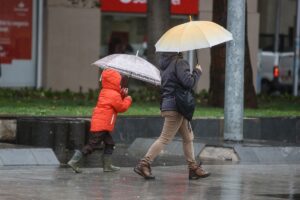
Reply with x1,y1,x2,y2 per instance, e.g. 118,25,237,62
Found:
128,138,205,158
200,146,239,161
0,148,60,166
0,149,37,165
234,146,300,164
234,146,260,163
31,148,60,165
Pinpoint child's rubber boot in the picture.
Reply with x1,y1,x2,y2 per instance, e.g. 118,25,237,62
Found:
103,154,120,172
67,150,83,173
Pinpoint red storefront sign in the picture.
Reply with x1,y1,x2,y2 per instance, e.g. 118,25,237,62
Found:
101,0,199,15
0,0,32,64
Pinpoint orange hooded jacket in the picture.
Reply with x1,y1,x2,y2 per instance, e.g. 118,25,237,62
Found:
90,69,132,132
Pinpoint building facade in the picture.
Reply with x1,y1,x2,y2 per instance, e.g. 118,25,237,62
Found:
0,0,263,92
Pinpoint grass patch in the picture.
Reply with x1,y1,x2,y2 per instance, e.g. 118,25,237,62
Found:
0,88,299,117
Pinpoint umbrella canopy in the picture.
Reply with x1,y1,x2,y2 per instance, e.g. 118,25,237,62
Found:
155,21,233,52
92,54,161,86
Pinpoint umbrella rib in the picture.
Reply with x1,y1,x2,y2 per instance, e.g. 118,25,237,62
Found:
178,22,193,52
193,22,212,48
108,65,160,85
179,23,190,52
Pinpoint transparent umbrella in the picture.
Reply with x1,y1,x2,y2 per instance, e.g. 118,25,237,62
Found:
92,53,161,86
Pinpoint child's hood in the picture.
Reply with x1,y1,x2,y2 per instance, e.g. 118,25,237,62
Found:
101,69,121,91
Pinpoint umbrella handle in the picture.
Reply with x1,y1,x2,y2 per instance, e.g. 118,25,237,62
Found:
195,49,198,64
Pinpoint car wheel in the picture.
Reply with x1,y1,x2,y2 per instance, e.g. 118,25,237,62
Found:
261,80,271,94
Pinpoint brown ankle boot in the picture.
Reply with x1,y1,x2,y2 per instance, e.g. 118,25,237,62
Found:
134,159,155,180
189,162,211,180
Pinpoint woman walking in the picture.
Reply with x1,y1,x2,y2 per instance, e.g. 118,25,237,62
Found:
134,52,210,180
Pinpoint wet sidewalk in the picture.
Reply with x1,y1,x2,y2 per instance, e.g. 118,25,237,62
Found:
0,164,300,200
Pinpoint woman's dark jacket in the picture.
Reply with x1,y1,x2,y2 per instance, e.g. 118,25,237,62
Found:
159,52,201,112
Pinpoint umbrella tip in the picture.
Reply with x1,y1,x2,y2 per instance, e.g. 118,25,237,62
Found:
189,15,192,21
136,50,139,56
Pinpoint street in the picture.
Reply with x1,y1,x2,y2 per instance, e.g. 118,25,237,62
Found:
0,164,299,200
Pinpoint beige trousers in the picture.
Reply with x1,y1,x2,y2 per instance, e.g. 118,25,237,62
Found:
143,111,196,166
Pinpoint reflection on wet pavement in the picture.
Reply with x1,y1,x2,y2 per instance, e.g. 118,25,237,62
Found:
257,193,300,200
0,164,300,200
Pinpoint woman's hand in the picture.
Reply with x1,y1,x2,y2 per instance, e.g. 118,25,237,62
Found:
195,64,202,73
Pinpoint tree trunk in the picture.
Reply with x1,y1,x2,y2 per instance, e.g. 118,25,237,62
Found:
208,0,257,108
208,0,227,107
147,0,171,65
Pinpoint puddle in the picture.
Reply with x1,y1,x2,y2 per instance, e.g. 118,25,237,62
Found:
257,193,300,200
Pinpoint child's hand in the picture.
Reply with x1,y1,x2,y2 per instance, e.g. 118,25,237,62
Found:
127,96,132,102
121,88,128,98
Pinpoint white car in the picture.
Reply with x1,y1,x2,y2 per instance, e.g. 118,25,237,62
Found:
258,51,300,94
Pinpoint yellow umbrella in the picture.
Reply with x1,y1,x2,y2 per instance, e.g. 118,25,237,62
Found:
155,20,233,52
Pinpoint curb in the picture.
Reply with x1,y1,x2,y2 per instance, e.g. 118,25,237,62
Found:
128,138,300,164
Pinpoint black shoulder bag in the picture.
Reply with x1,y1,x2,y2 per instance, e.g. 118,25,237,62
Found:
174,60,195,121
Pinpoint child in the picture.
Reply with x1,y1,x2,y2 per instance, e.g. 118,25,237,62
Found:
68,68,132,173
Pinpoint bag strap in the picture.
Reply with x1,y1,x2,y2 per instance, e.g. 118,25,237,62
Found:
174,57,183,88
174,57,193,92
174,57,179,78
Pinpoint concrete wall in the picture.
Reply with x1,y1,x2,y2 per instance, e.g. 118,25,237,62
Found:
258,0,296,35
196,0,259,91
43,6,100,92
12,116,300,146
